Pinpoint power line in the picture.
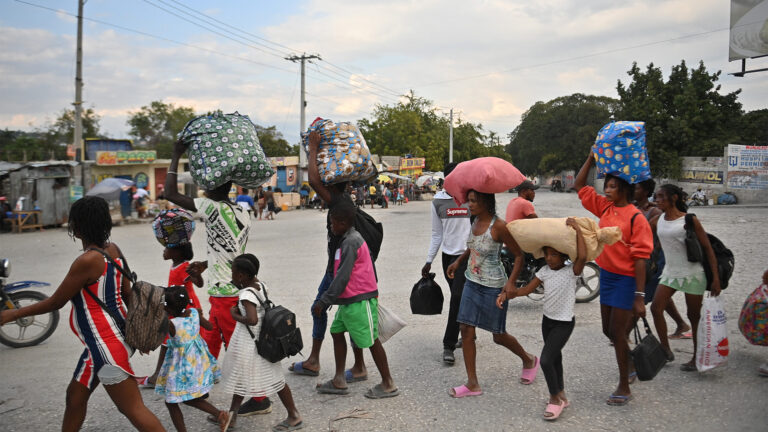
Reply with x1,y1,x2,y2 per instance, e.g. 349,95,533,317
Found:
140,0,403,102
14,0,297,74
140,0,290,60
148,0,404,99
417,24,745,87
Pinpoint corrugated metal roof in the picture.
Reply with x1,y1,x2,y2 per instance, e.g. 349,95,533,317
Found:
0,162,22,177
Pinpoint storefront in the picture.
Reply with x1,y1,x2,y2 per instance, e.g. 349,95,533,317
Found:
91,150,181,199
265,156,299,191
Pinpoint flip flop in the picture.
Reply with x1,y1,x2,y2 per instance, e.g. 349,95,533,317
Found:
758,363,768,377
288,361,319,377
316,380,350,395
520,356,539,385
345,369,368,383
680,362,697,372
364,383,401,399
272,420,304,431
669,330,693,340
543,401,565,421
606,394,632,406
628,371,637,384
449,385,483,398
222,410,235,431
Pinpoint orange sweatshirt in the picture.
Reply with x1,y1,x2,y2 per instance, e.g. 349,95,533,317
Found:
578,186,653,277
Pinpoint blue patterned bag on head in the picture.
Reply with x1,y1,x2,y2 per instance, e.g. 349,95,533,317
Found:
179,112,275,190
592,121,651,184
301,117,377,184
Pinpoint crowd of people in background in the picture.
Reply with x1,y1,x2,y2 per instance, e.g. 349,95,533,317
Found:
3,140,763,431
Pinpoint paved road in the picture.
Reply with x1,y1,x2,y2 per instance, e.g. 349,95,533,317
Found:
1,190,767,431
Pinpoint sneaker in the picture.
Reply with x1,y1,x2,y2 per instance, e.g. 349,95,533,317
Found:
237,397,272,416
443,349,455,365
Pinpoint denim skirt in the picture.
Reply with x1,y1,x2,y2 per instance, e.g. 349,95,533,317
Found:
599,269,636,310
456,279,508,334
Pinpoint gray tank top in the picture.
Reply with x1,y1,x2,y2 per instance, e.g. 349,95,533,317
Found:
464,216,507,288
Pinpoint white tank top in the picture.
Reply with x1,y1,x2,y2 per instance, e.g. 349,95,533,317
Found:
657,214,705,280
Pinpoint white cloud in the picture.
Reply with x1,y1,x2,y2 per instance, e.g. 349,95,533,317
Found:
1,0,766,149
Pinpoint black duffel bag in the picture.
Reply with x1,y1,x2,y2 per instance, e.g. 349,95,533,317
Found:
410,273,444,315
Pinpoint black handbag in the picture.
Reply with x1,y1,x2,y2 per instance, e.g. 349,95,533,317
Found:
684,214,703,263
630,317,667,381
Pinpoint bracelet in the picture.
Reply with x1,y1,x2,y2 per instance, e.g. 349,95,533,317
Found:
167,171,177,175
634,291,645,297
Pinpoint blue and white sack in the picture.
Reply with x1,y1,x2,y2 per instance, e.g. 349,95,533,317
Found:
301,117,377,184
592,121,651,184
179,112,275,190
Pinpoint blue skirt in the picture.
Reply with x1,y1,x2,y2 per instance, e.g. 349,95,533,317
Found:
599,269,636,310
456,279,508,334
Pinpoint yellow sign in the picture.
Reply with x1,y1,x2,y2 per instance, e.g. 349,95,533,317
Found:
96,150,157,165
679,170,723,184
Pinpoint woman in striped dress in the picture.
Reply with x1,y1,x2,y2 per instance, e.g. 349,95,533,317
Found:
0,196,163,432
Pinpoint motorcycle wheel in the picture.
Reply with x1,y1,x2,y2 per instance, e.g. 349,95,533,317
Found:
575,262,600,303
0,291,59,348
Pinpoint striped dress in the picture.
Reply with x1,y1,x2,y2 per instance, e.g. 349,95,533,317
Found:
70,255,134,389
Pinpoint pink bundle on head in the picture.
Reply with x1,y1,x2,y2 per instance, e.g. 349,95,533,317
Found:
444,157,527,205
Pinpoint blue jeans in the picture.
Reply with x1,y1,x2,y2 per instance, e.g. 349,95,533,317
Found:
311,272,334,340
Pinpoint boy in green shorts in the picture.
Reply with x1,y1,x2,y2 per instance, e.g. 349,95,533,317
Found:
312,199,399,399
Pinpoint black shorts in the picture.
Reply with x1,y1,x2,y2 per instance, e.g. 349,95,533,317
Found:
267,202,276,211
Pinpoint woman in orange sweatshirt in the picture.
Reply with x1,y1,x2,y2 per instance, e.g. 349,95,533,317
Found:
573,152,653,407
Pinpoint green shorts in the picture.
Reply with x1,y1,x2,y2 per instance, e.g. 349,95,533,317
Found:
330,298,379,349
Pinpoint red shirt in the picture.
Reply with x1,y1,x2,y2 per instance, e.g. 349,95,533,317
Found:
168,261,201,311
505,197,536,223
578,186,653,277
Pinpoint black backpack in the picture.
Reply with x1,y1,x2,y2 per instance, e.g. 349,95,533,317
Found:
685,214,735,290
244,284,303,363
355,209,383,262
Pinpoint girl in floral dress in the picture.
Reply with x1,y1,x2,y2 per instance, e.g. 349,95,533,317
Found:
155,286,229,431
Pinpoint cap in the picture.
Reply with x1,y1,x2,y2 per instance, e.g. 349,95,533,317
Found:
516,180,535,191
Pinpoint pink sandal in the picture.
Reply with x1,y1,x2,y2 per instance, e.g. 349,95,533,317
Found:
449,385,483,398
520,356,539,385
543,401,565,420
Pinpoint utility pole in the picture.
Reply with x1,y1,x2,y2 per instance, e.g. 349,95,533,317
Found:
449,108,454,163
74,0,84,178
285,53,321,190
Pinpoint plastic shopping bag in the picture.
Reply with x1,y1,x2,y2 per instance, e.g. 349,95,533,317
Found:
410,273,444,315
377,303,406,344
592,121,651,184
696,295,729,372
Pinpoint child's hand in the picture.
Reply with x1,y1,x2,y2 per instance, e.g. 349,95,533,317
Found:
186,261,207,277
308,131,322,153
230,305,240,321
565,217,580,231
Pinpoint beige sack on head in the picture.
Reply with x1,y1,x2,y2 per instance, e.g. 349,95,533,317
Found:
506,217,621,262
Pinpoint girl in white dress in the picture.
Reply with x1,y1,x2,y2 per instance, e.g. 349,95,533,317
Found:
221,254,303,431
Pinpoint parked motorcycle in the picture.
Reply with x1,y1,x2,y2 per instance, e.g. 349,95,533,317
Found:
500,248,600,303
0,258,59,348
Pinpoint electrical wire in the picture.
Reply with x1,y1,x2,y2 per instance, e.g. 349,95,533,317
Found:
13,0,297,74
147,0,404,98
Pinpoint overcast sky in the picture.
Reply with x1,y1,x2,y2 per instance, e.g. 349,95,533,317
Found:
1,0,767,147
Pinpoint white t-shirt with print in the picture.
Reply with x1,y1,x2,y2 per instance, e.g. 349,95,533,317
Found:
194,197,251,297
535,263,580,321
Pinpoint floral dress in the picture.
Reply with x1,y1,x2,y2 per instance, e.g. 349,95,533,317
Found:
155,309,220,403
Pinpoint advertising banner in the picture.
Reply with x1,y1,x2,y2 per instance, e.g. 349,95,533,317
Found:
730,0,768,61
727,144,768,189
96,150,157,165
679,170,724,184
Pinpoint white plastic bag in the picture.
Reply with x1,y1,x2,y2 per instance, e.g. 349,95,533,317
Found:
696,295,729,372
377,303,406,344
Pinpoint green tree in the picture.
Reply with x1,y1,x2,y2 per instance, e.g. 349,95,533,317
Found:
506,93,618,175
127,101,196,158
739,109,768,145
615,61,743,176
358,91,507,171
255,125,297,157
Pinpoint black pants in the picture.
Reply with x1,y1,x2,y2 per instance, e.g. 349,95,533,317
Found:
442,252,468,350
541,315,575,396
